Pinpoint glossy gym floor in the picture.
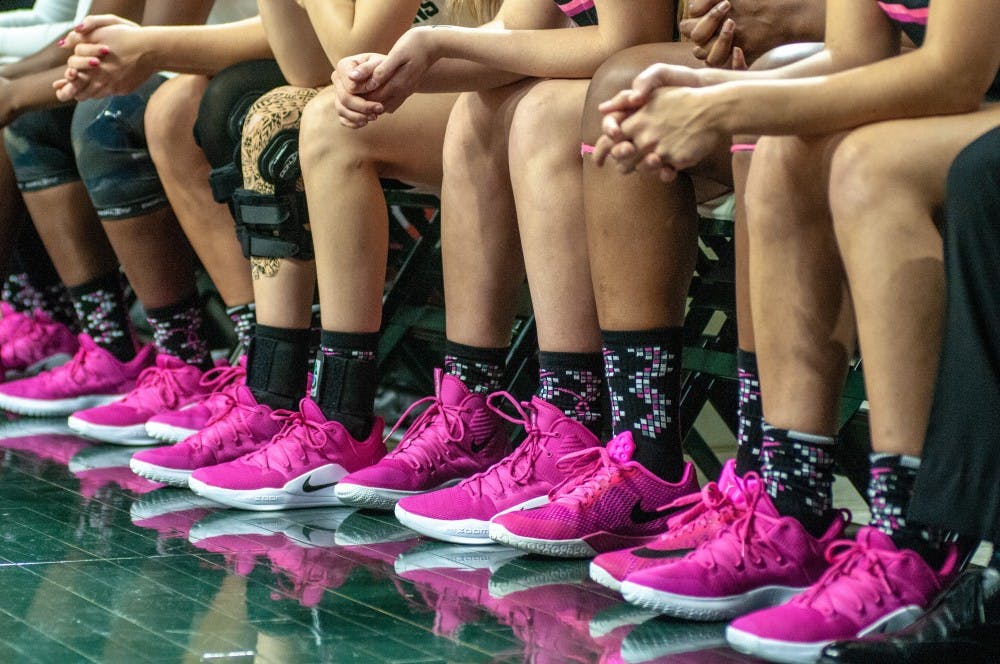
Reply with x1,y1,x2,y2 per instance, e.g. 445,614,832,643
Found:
0,412,890,664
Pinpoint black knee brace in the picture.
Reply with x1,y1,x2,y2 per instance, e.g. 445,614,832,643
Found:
193,60,287,204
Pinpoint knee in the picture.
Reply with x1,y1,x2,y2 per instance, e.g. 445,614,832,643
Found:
582,47,655,145
240,86,317,191
441,91,503,169
745,137,812,240
299,87,356,172
145,75,207,162
750,43,824,72
828,127,897,237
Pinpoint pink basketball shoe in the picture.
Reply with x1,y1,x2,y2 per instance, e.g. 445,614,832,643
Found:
188,398,386,511
726,527,958,664
334,370,508,510
589,460,752,592
129,385,286,487
620,479,849,621
488,432,700,558
144,360,246,443
0,307,78,379
68,355,210,445
0,335,155,416
394,395,600,544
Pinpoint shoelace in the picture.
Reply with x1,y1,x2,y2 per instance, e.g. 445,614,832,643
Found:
453,393,557,497
120,365,189,410
60,343,99,387
381,391,468,471
796,537,902,617
1,317,54,365
244,411,330,472
198,363,245,391
547,446,633,509
686,475,785,571
190,397,285,453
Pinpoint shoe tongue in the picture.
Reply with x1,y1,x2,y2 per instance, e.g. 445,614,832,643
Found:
299,398,327,423
605,432,636,463
234,385,259,407
78,334,100,352
529,397,564,431
856,526,898,552
438,372,471,405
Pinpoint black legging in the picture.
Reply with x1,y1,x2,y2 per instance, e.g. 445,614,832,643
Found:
909,125,1000,545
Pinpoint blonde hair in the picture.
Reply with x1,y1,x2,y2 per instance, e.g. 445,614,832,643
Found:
449,0,504,25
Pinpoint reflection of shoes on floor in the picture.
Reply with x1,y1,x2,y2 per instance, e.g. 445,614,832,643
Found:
617,616,728,662
588,603,660,640
129,488,225,539
267,537,360,608
0,417,92,465
68,444,164,497
489,557,624,664
394,540,525,639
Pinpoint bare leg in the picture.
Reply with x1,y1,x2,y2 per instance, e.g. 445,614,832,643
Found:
146,74,253,308
22,183,118,288
508,79,600,353
829,105,1000,456
299,88,460,334
0,142,24,270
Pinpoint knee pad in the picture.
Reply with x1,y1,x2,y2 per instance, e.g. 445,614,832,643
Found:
231,187,313,260
3,106,79,191
71,76,169,219
193,60,287,203
257,128,301,185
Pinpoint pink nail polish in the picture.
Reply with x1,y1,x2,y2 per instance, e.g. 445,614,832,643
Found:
89,58,99,67
57,39,65,46
99,47,110,55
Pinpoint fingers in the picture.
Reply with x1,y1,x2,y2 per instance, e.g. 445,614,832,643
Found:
686,0,720,19
731,46,747,71
331,76,382,128
66,52,105,71
591,134,616,166
688,1,731,46
76,14,128,34
705,19,736,68
597,89,643,116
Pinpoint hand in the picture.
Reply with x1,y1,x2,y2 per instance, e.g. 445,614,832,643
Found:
331,53,387,128
597,87,725,182
54,16,148,101
681,1,746,69
363,27,437,114
592,64,705,166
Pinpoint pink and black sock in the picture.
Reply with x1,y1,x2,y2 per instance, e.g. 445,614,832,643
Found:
443,340,506,395
868,453,947,566
225,302,255,354
146,294,213,370
67,271,136,362
735,349,763,476
760,423,836,537
246,324,311,411
312,330,379,440
3,223,77,327
602,327,685,482
537,351,605,435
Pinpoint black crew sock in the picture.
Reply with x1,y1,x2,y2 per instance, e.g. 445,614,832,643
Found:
443,340,507,395
225,303,256,355
146,293,213,370
536,351,605,435
246,324,311,411
735,349,763,476
760,423,837,537
67,271,136,362
312,330,379,440
602,327,685,483
868,453,948,567
990,549,1000,571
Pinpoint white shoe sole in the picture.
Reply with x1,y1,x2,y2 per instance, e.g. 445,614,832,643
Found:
488,521,597,558
395,494,548,545
129,458,194,488
0,392,123,417
188,463,349,512
144,420,198,444
67,416,156,446
620,581,805,621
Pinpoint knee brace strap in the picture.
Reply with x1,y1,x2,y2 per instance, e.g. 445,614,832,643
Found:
232,188,313,260
258,128,301,185
208,163,243,203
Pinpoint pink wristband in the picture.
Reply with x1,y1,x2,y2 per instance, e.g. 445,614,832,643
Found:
730,143,757,154
581,143,595,156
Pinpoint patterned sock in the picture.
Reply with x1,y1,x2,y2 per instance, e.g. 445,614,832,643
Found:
868,453,947,566
443,340,506,395
3,274,78,329
312,330,379,440
146,294,213,370
735,349,763,476
67,271,136,362
537,351,605,435
246,324,311,411
2,272,43,313
760,423,836,537
602,327,685,483
225,303,256,354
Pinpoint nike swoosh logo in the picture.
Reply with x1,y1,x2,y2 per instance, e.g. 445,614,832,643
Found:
302,475,337,493
630,500,689,525
630,546,690,560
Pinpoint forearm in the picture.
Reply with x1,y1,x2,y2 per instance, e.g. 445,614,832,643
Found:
414,57,528,93
2,66,68,122
300,0,416,65
711,48,990,137
137,19,272,76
